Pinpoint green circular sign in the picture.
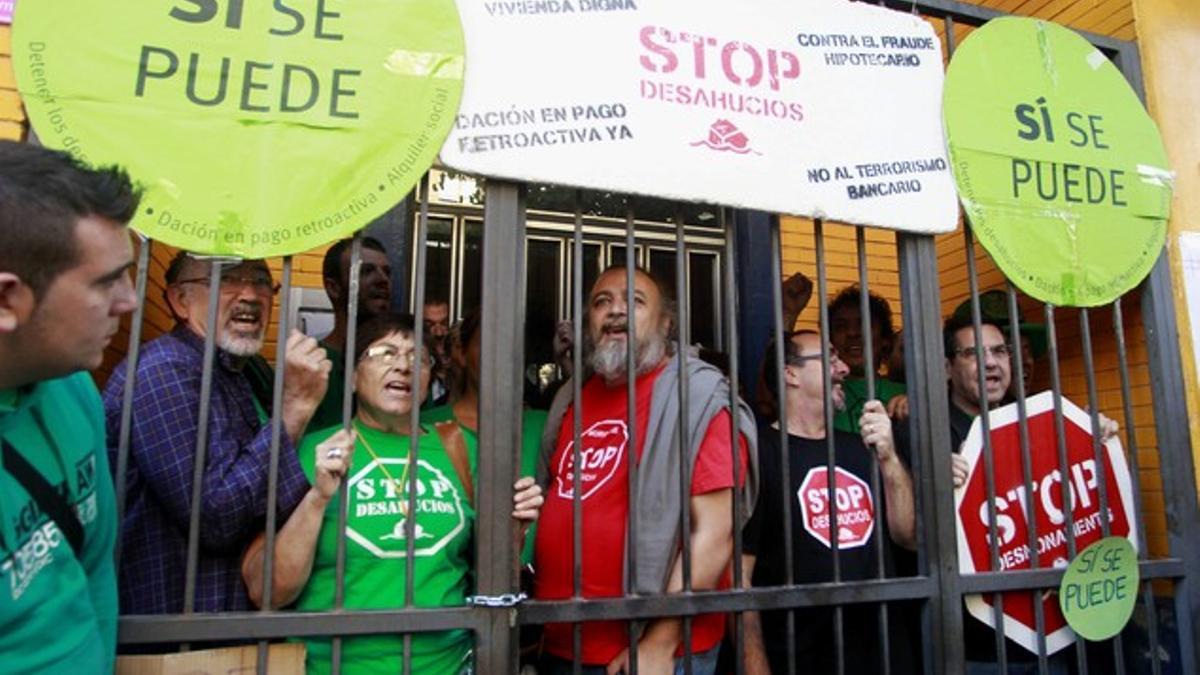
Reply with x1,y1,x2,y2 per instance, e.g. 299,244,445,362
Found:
1058,536,1139,641
944,18,1171,307
13,0,464,257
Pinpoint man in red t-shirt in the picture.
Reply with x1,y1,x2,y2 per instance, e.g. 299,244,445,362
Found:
534,266,757,675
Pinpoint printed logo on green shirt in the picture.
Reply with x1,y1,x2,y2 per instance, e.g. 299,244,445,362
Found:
346,458,467,559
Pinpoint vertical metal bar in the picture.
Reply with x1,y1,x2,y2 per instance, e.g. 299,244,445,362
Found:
113,235,151,568
814,219,844,675
769,215,796,675
722,208,746,675
674,208,694,674
257,255,293,675
624,202,641,675
896,231,960,675
476,180,525,675
1112,298,1162,675
1044,304,1089,674
856,227,891,675
960,225,1007,671
182,258,225,618
571,190,585,674
1079,309,1127,673
404,179,433,674
1004,283,1049,673
331,235,362,675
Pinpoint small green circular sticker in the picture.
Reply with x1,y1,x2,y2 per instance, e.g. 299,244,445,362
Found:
13,0,464,257
944,18,1172,307
1059,536,1139,641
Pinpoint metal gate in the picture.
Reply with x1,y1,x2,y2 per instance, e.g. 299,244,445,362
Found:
108,1,1200,673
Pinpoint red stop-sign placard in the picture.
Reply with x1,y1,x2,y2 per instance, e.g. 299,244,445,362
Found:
955,392,1138,655
798,466,876,549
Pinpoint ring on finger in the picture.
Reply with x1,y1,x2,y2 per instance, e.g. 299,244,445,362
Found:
326,447,345,460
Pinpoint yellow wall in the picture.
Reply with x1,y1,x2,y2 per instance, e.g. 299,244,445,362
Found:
1,25,26,140
1131,0,1200,504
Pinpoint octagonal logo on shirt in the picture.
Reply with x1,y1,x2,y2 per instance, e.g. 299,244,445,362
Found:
555,420,628,501
797,466,876,549
345,457,467,559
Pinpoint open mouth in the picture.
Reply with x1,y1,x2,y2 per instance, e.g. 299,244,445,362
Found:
384,380,413,395
229,306,262,330
601,323,628,338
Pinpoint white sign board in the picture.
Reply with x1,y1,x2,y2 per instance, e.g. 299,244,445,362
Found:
441,0,959,234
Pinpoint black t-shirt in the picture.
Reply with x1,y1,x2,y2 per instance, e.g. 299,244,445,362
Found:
744,425,913,675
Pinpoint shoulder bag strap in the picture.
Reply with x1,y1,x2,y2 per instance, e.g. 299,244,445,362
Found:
2,440,85,557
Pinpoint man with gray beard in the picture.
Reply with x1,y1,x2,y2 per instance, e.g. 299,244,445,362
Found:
103,252,329,614
534,266,758,675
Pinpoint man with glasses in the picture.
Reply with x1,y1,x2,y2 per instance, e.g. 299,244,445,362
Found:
103,252,330,615
743,330,916,675
944,303,1117,673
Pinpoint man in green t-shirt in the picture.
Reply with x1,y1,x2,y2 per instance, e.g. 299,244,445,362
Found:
0,141,140,673
826,285,907,434
309,236,393,430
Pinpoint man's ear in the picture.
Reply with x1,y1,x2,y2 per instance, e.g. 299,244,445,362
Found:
324,276,344,307
783,364,802,389
165,284,191,322
0,273,35,334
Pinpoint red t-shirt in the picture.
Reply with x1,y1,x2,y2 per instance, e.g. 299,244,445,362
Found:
534,363,748,665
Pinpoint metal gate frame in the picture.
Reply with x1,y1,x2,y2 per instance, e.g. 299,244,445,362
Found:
109,2,1200,673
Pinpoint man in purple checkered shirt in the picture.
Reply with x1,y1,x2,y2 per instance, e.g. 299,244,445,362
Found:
103,252,330,614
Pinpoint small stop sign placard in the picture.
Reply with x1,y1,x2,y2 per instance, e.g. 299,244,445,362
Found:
798,466,876,549
955,391,1138,655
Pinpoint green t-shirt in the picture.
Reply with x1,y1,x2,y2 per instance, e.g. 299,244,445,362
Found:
0,373,117,674
295,423,477,675
309,344,349,432
833,377,907,434
419,406,546,564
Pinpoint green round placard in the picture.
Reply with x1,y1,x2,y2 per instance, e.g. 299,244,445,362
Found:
13,0,464,258
1058,536,1139,641
943,17,1171,307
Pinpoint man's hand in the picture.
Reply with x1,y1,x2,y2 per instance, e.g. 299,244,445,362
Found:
951,453,969,489
512,476,544,550
282,330,332,439
313,428,355,502
781,272,813,328
1098,412,1119,443
886,394,910,421
859,400,896,464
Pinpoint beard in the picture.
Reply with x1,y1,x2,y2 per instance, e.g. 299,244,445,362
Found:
217,301,266,357
588,323,670,385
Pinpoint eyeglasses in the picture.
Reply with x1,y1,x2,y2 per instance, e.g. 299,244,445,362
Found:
176,271,279,295
363,345,430,368
786,347,840,366
951,343,1011,361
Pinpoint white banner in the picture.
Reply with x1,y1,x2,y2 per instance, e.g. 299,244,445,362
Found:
441,0,959,233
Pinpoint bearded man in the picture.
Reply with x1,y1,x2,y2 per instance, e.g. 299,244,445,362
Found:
534,265,758,675
103,252,329,614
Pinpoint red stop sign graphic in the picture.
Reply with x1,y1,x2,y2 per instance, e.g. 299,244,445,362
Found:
798,466,876,549
955,392,1138,655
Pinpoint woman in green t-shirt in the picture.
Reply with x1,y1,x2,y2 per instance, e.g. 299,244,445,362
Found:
242,313,543,675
